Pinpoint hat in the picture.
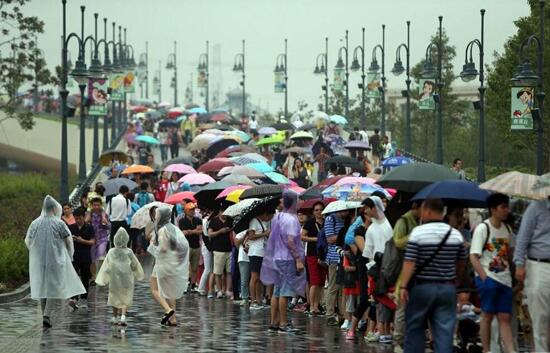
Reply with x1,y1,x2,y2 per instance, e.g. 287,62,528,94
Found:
184,202,196,211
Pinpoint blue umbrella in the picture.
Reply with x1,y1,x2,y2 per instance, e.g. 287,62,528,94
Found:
329,114,348,125
248,162,274,173
188,107,207,114
412,180,490,208
176,115,187,123
135,135,160,145
265,172,290,184
382,156,413,167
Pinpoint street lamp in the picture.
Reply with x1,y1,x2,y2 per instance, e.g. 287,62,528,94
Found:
460,10,485,181
153,60,161,102
351,27,366,128
197,40,209,110
392,21,412,152
274,39,288,120
511,0,545,175
136,41,148,99
107,21,120,145
233,40,245,118
100,17,111,152
335,30,349,117
314,37,329,113
166,41,177,106
368,25,386,136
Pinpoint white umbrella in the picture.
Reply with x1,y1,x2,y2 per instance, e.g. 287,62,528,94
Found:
221,174,257,186
188,134,222,151
223,198,260,217
322,200,362,215
312,111,329,120
217,165,265,178
130,202,174,229
240,152,268,163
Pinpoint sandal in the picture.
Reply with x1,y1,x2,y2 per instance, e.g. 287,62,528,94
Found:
161,310,175,325
165,321,178,327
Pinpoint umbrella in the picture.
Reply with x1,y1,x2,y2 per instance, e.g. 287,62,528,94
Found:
297,123,316,131
130,202,174,229
329,114,347,125
232,156,262,165
197,158,234,173
194,181,233,210
270,122,295,130
480,171,550,200
164,163,197,175
226,130,250,143
247,162,274,173
135,135,160,145
297,198,336,212
158,119,181,128
412,180,490,208
281,147,309,155
217,165,265,178
232,196,281,233
299,175,347,200
131,105,147,113
325,155,362,168
322,183,390,201
335,176,377,186
289,185,306,194
240,153,268,163
344,141,371,150
210,111,232,122
214,145,256,158
103,178,138,197
259,127,277,135
240,184,284,199
178,173,216,186
377,162,460,193
290,131,314,140
322,200,362,215
188,107,207,115
167,110,184,119
165,156,198,166
121,164,155,175
206,138,240,159
147,110,162,120
158,101,171,108
312,111,329,120
256,135,285,146
264,172,290,184
216,185,253,199
221,174,257,186
164,191,197,205
202,129,225,135
223,198,259,218
99,150,129,166
188,134,222,151
225,189,245,203
382,156,413,167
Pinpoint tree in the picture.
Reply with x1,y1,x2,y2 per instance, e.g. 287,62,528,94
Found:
0,0,55,130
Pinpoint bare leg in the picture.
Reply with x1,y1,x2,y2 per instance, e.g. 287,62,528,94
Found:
497,313,516,353
480,312,494,353
215,275,223,294
270,295,279,326
150,276,172,313
250,272,259,303
167,299,177,324
208,273,215,295
278,297,289,327
90,262,97,280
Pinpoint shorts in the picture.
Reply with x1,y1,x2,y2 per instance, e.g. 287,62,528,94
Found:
475,276,513,314
273,284,296,298
368,301,377,322
306,256,327,286
213,251,231,275
272,260,300,298
189,247,201,274
377,302,394,323
249,256,263,273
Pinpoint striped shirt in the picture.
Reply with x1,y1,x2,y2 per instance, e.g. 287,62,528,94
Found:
405,222,467,281
324,214,345,264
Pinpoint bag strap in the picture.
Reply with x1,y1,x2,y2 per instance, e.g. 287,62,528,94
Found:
482,222,491,250
414,226,453,277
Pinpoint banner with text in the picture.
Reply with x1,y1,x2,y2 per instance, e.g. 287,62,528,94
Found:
511,86,534,130
88,78,108,116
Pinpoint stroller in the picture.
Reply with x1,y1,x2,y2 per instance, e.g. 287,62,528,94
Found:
455,317,482,353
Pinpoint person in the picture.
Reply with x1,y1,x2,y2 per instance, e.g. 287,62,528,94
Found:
155,171,170,202
261,190,306,333
314,146,330,182
87,182,106,210
105,185,132,248
148,206,190,326
249,114,258,135
451,158,466,179
470,193,516,353
87,197,110,284
165,172,181,201
349,126,363,141
158,127,169,164
247,211,273,310
514,196,550,353
96,227,144,326
301,201,327,316
291,158,310,189
146,154,160,173
61,203,75,226
25,195,86,328
168,127,181,158
399,198,467,353
341,247,360,331
234,229,251,306
182,115,195,146
68,207,96,309
125,192,142,253
178,202,203,291
369,129,381,167
283,152,297,179
208,209,233,299
198,209,216,298
135,182,155,208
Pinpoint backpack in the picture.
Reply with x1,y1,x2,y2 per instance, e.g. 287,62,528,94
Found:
379,216,411,291
136,191,151,208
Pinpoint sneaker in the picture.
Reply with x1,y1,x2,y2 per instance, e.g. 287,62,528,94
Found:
379,335,393,344
345,330,355,340
358,319,367,332
365,332,380,342
119,315,127,326
327,316,340,326
207,293,215,299
216,291,224,299
293,303,307,313
278,324,299,334
250,303,264,311
79,299,88,309
340,319,351,330
239,299,249,307
42,316,52,328
198,290,207,296
110,316,118,325
225,291,233,299
68,299,79,312
268,325,279,333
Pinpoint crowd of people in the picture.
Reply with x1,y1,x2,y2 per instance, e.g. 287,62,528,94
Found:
25,108,550,353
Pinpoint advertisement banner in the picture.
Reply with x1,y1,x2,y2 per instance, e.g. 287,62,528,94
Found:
333,67,344,92
511,86,534,130
418,78,436,110
109,73,125,101
197,69,207,88
123,71,136,93
88,78,108,116
366,72,381,99
274,71,285,93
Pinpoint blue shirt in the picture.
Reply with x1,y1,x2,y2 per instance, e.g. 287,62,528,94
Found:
514,199,550,266
345,216,363,246
324,214,344,264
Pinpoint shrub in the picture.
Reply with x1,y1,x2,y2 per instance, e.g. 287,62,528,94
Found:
0,235,29,292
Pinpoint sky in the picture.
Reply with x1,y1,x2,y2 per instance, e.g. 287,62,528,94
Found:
27,0,531,113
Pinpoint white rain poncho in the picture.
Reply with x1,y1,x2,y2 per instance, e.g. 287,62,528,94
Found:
147,206,189,300
25,195,86,300
96,227,144,308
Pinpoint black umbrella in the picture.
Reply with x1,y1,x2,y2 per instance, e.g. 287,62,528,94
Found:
206,138,240,159
158,119,181,128
325,155,361,168
232,196,281,233
194,181,233,210
240,184,283,200
297,123,315,131
300,187,322,200
377,162,460,193
270,122,295,131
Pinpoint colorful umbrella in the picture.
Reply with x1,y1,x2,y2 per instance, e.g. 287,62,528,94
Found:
255,135,285,146
130,202,173,229
99,149,128,166
167,110,184,119
412,180,490,208
214,145,256,158
322,200,362,215
206,138,240,159
480,171,550,200
225,189,246,203
216,185,253,199
382,156,413,167
329,114,347,125
178,173,216,186
188,134,222,151
210,111,232,122
197,158,234,173
188,107,207,115
121,164,155,175
164,163,197,175
226,130,250,143
247,162,274,173
131,105,147,113
165,191,197,205
135,135,160,145
290,131,314,140
322,183,389,201
335,176,377,186
240,153,268,163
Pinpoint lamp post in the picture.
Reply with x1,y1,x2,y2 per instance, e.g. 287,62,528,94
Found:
314,37,329,113
100,17,111,152
233,40,245,118
198,40,209,110
153,60,161,102
166,41,177,106
511,0,545,175
274,39,288,120
351,27,366,127
108,21,119,146
392,21,412,152
368,25,386,136
75,5,89,184
121,28,136,136
460,10,485,181
144,41,149,99
335,30,349,116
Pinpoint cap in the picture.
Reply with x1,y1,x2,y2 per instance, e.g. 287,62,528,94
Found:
185,202,197,211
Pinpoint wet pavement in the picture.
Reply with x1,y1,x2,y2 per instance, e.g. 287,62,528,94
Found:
0,256,396,353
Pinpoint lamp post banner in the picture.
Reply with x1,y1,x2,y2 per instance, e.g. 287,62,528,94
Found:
418,78,436,110
197,69,207,88
366,72,381,99
510,86,534,130
333,67,345,92
274,71,285,93
123,71,136,93
109,73,125,101
88,78,109,116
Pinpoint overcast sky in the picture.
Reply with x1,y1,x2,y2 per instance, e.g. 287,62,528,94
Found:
28,0,530,112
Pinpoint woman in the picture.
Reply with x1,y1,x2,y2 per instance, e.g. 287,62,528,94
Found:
301,201,327,316
61,203,75,226
155,171,170,202
25,195,86,328
198,209,215,298
292,158,310,189
165,172,180,202
148,206,189,326
158,127,169,164
87,197,111,284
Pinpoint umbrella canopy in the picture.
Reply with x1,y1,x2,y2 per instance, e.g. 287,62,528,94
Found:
264,172,290,184
193,181,233,209
206,138,240,159
121,164,155,175
221,174,257,186
344,141,371,150
322,183,389,201
299,175,347,200
325,155,362,168
225,189,245,203
226,130,250,143
158,119,181,128
329,114,347,125
217,165,265,178
135,135,160,145
103,178,138,197
322,200,362,215
99,150,128,166
335,176,377,186
412,180,490,208
131,105,147,113
281,147,309,155
167,110,183,118
216,185,253,199
214,145,256,158
188,107,207,115
232,156,261,165
223,198,259,218
130,202,173,229
290,131,314,140
247,162,274,173
270,122,295,131
312,111,329,120
164,163,197,175
240,184,284,199
210,111,233,122
297,123,316,131
377,162,460,193
240,153,268,163
188,134,222,151
480,171,550,200
178,173,216,186
258,127,277,135
298,198,336,213
382,156,413,167
165,156,198,166
164,191,197,205
232,196,281,233
197,158,234,173
158,101,172,108
255,135,285,146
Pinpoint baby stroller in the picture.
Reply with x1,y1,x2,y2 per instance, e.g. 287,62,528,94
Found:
455,317,482,353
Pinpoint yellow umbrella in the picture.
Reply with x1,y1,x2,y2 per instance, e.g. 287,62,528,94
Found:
121,164,155,175
226,189,245,203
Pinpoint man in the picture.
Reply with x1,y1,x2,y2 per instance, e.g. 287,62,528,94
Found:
470,193,516,353
208,210,233,299
105,185,132,248
514,196,550,353
134,182,155,208
249,113,258,135
146,154,161,172
68,207,96,309
314,146,330,183
179,203,203,291
399,198,467,353
247,211,273,310
451,158,466,179
369,128,381,167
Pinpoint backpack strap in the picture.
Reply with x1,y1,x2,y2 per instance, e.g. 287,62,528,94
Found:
482,222,491,250
414,226,453,278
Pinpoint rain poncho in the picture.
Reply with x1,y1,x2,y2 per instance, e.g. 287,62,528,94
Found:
260,191,306,297
362,196,393,268
147,206,189,299
96,228,144,308
25,195,86,300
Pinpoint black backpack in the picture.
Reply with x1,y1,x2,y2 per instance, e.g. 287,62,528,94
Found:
378,216,412,292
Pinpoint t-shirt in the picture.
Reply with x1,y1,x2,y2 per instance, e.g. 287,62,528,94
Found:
303,218,323,257
363,217,393,259
69,223,95,263
247,218,270,257
179,216,202,249
235,230,249,263
208,216,232,252
470,220,514,287
324,214,345,264
249,120,258,130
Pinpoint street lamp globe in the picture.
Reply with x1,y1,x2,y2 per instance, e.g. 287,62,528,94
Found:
335,57,345,69
313,65,321,74
459,61,478,82
512,61,539,86
88,58,104,79
350,58,361,72
70,59,89,85
421,60,436,78
391,60,405,76
368,59,380,74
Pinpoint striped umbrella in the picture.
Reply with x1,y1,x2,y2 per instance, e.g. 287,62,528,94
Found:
480,171,550,200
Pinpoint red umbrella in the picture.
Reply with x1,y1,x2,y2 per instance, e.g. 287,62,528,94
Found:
300,175,347,200
165,191,196,205
131,105,147,113
214,145,256,159
167,110,183,119
211,111,232,122
298,198,337,213
198,158,235,173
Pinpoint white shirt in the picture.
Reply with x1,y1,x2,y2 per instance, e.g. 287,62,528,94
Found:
363,217,393,266
106,194,132,222
247,218,270,257
249,120,258,130
235,230,249,263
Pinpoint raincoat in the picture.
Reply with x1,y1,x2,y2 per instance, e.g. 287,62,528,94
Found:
96,228,144,308
148,206,189,299
25,195,86,300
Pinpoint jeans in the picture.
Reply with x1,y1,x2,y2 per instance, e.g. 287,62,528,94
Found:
170,143,179,158
238,262,250,300
72,261,91,300
405,283,456,353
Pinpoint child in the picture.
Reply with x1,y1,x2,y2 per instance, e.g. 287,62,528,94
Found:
96,228,144,326
87,197,110,284
341,251,360,331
